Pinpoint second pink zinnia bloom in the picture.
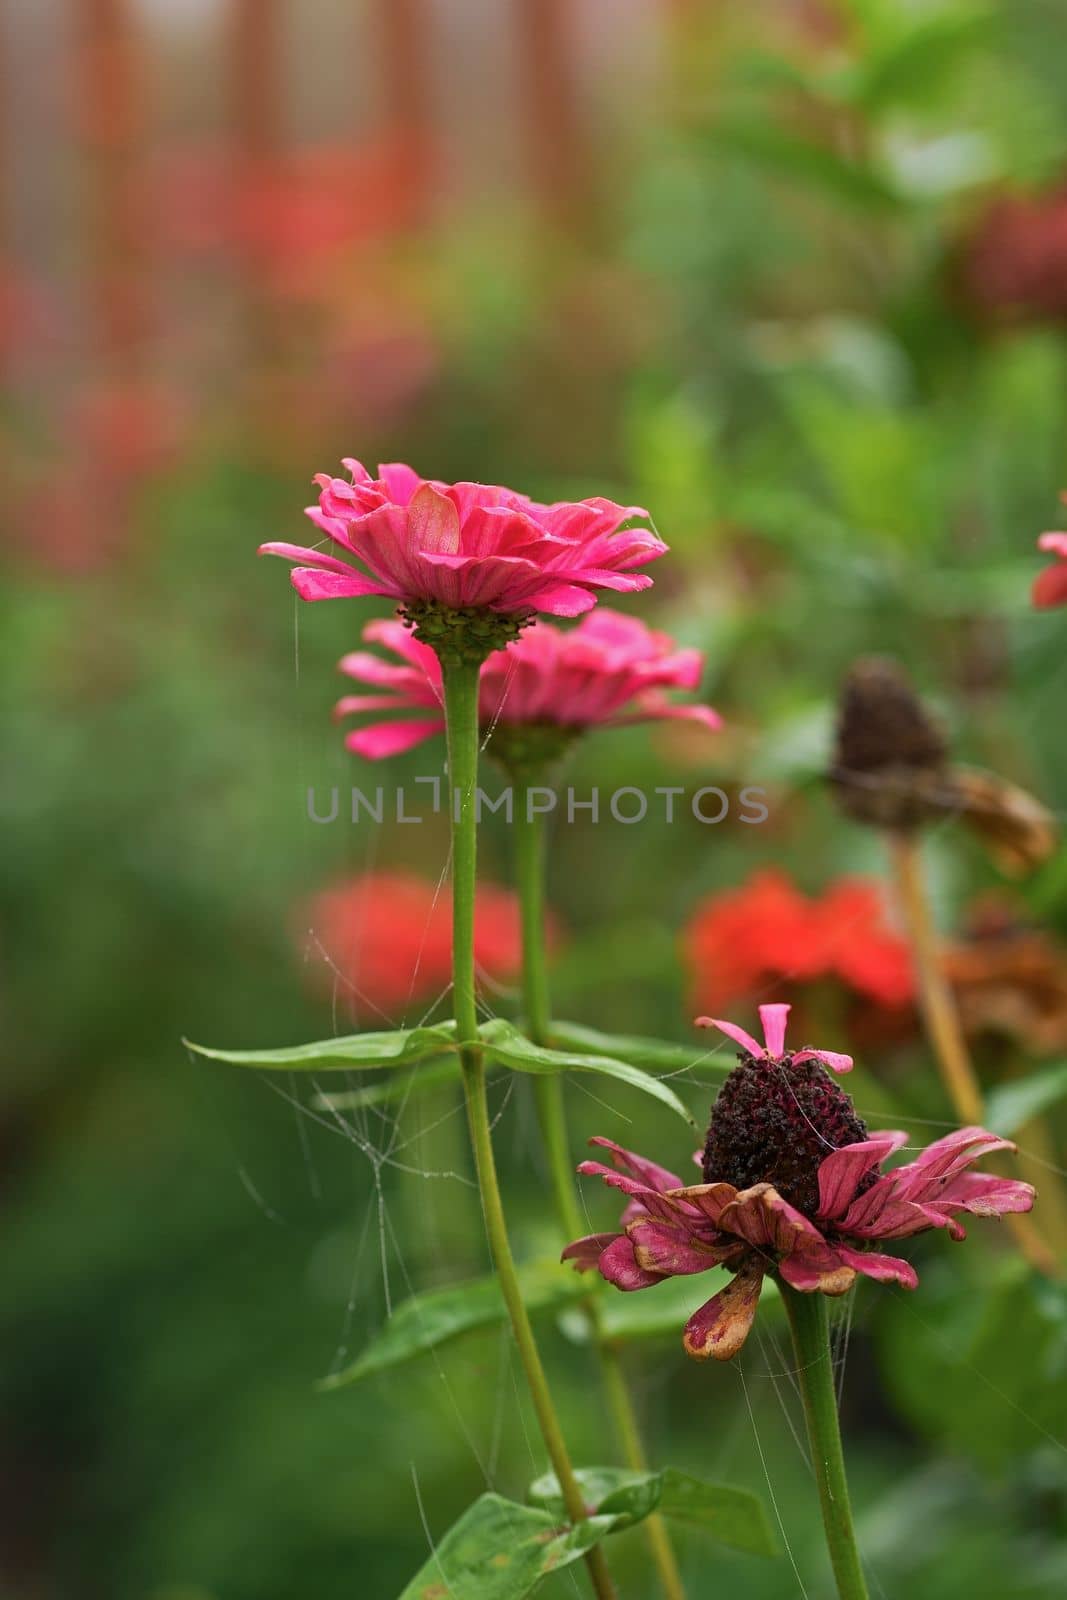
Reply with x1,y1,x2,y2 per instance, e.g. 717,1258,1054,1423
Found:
334,609,721,760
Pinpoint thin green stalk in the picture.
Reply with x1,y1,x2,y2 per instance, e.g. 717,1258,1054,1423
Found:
441,659,616,1600
780,1284,869,1600
513,786,687,1600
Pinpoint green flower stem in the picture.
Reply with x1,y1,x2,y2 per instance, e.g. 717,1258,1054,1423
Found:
440,659,617,1600
513,786,687,1600
780,1283,869,1600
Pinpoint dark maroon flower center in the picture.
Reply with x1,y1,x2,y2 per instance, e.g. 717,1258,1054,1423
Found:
702,1053,871,1217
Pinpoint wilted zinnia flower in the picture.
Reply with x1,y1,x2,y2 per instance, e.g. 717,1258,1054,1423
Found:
333,609,721,761
681,869,914,1022
260,461,666,622
563,1004,1034,1360
299,870,541,1017
832,656,1057,872
1034,526,1067,610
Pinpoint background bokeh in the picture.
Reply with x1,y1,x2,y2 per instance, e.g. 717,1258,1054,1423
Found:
3,2,1067,1597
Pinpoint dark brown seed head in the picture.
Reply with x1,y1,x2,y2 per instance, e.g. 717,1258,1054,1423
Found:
831,656,948,831
702,1053,871,1217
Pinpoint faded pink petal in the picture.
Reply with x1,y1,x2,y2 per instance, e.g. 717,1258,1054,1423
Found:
895,1127,1015,1198
561,1233,620,1273
927,1170,1035,1218
587,1135,685,1194
778,1249,856,1295
627,1218,731,1276
833,1245,918,1289
791,1047,854,1075
597,1233,664,1290
683,1262,765,1361
694,1003,851,1071
816,1132,910,1222
576,1160,686,1225
695,1016,764,1057
719,1183,827,1258
667,1181,742,1229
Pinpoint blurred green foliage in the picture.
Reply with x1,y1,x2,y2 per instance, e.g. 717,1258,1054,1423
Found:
3,1,1067,1596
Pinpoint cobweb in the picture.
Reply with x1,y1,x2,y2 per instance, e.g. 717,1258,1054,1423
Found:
209,598,1067,1597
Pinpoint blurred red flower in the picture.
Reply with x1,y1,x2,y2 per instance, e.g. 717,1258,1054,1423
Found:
961,185,1067,322
158,141,425,299
681,869,914,1021
298,870,555,1021
1034,527,1067,610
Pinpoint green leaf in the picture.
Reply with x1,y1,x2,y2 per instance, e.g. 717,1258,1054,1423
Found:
479,1020,697,1127
182,1022,457,1073
985,1062,1067,1136
529,1467,778,1557
396,1492,625,1600
311,1055,471,1112
657,1470,778,1551
879,1257,1067,1468
853,11,991,112
321,1259,587,1389
549,1020,730,1080
714,119,903,211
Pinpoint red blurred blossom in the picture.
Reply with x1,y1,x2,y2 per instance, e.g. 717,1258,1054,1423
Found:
158,142,423,299
6,379,185,575
961,186,1067,323
564,1004,1034,1361
299,870,557,1020
681,869,915,1019
335,610,721,760
74,377,185,481
260,461,666,615
1034,510,1067,609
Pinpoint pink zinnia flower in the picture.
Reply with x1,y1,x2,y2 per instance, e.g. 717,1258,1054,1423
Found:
333,609,721,760
1034,526,1067,609
259,460,666,616
563,1004,1034,1361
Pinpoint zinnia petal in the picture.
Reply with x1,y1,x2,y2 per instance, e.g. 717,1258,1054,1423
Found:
628,1219,729,1276
597,1233,664,1290
777,1250,856,1295
816,1132,910,1222
587,1135,685,1194
833,1246,918,1289
791,1048,854,1074
759,1003,790,1058
344,720,445,759
682,1262,765,1361
561,1233,620,1273
694,1016,765,1058
719,1183,828,1257
289,567,396,602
